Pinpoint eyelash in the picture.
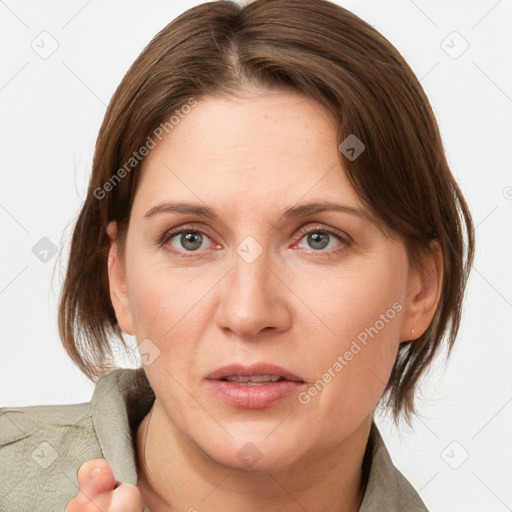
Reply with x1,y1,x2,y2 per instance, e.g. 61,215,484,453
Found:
157,223,352,257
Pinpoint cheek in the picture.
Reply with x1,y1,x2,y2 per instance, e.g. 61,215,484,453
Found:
126,256,220,357
293,256,406,418
294,254,405,348
128,269,178,340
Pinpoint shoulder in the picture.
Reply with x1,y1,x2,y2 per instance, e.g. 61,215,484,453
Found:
0,401,103,511
0,367,154,510
360,421,430,511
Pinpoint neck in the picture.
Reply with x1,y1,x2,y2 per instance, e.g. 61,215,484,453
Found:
135,400,372,512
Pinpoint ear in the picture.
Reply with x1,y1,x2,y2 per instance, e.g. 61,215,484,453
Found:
106,220,134,335
400,240,443,342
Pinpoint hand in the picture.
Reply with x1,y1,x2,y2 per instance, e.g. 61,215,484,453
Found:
66,458,144,512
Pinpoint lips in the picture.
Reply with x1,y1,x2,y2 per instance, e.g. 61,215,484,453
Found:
206,363,304,382
205,363,306,409
223,375,283,384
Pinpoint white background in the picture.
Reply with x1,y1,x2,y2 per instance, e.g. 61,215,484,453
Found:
1,1,511,511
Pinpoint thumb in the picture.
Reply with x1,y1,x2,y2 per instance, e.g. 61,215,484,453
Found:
66,458,143,512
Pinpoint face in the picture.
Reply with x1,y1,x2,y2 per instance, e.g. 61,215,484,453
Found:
108,90,434,472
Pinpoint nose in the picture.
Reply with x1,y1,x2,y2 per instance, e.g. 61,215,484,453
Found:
214,248,292,339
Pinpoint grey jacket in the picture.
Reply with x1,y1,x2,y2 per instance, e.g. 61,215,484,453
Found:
0,367,429,511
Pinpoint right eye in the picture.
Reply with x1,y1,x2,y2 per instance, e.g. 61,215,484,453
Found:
166,230,213,252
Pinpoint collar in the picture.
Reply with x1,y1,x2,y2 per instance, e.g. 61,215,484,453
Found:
91,367,427,511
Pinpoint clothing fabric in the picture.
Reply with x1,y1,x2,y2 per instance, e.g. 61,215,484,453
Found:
0,367,428,511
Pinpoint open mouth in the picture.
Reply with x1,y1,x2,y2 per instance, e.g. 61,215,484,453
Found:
221,375,286,385
206,363,306,409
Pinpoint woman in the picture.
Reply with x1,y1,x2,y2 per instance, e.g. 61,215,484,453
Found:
0,0,474,510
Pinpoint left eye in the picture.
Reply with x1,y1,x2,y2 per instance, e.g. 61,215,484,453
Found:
169,231,212,251
297,231,342,251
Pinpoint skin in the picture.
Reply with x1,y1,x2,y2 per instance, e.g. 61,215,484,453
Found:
66,458,143,512
69,90,442,512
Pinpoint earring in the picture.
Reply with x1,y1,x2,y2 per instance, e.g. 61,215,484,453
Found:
411,328,415,340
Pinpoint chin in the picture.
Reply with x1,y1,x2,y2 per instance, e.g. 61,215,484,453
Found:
196,424,311,473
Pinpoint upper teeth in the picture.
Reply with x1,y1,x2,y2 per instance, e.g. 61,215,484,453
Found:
225,375,282,384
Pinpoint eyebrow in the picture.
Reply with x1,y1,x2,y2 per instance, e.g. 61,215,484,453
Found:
144,200,377,225
282,202,375,223
144,202,220,220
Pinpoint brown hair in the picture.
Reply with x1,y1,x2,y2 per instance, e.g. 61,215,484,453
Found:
58,0,474,426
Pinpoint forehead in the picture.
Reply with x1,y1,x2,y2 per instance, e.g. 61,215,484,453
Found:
134,92,363,214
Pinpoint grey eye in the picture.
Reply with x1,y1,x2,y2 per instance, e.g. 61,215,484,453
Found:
297,230,343,251
306,232,330,250
170,231,207,251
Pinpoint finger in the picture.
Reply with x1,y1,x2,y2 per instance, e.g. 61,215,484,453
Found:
66,481,144,512
77,458,116,498
67,459,143,512
109,481,144,511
